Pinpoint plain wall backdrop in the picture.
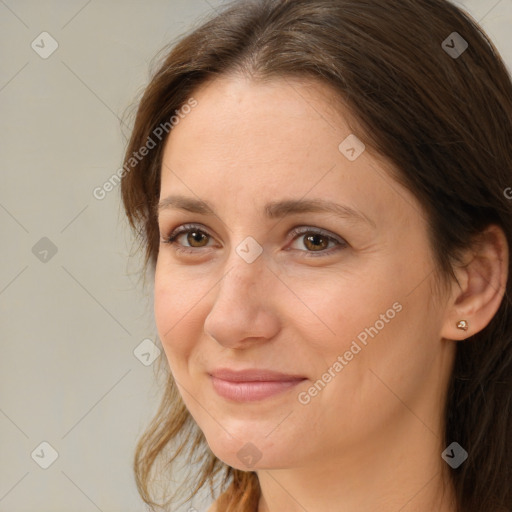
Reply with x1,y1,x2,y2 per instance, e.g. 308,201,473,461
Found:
0,1,511,511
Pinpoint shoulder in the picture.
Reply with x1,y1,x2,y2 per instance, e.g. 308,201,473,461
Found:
207,501,218,512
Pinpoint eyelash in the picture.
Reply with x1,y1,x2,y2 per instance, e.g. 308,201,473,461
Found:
160,223,347,257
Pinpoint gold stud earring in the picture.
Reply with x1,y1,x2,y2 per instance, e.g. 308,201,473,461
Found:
456,320,469,331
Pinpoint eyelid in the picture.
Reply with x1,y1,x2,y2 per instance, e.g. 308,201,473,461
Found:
288,226,346,245
286,226,347,256
161,223,217,247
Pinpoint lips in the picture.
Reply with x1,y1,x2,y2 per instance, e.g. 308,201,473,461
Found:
209,368,306,382
209,368,307,402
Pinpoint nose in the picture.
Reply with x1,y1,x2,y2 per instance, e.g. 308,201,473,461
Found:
203,251,281,349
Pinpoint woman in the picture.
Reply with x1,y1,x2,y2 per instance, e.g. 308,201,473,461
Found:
120,0,512,511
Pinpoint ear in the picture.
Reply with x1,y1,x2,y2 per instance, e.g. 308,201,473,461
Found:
440,224,509,341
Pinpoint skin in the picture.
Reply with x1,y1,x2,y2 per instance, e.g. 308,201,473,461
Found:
154,75,508,512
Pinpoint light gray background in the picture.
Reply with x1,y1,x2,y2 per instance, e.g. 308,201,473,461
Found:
0,1,511,511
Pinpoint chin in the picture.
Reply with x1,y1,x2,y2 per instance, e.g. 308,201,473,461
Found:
203,429,299,471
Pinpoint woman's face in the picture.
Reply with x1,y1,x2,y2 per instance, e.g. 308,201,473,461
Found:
154,75,455,471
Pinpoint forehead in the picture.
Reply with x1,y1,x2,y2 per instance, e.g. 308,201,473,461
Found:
163,75,355,163
159,75,423,231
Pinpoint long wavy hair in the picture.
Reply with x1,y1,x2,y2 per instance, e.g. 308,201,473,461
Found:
120,1,512,510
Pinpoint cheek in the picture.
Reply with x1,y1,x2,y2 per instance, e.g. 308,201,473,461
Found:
154,260,211,327
287,266,398,346
288,261,429,397
153,270,207,367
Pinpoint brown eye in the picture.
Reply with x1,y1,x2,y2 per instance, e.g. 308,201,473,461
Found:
288,227,346,256
187,230,209,247
161,224,215,252
303,233,329,251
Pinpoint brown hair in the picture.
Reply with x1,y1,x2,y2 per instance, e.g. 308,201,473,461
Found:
120,1,512,510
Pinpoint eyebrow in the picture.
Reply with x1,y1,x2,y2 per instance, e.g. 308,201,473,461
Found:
157,195,376,228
